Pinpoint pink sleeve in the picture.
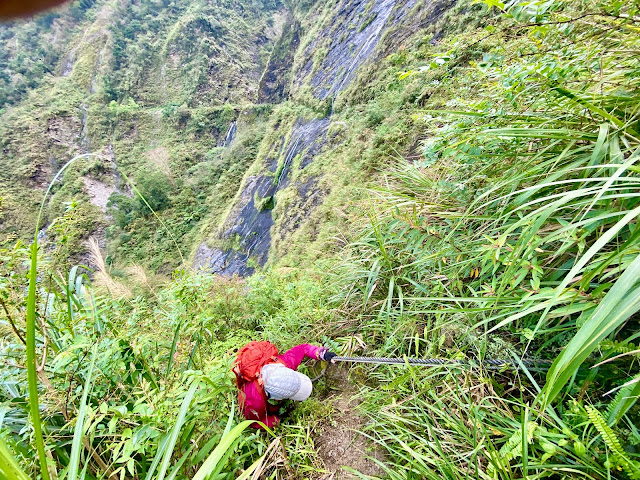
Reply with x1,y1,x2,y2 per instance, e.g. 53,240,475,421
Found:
277,344,321,370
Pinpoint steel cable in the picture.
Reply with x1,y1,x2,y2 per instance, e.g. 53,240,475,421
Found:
332,355,552,370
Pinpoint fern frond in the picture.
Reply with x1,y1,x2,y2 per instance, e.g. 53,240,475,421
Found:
586,406,640,479
488,422,538,476
600,340,639,356
607,374,640,427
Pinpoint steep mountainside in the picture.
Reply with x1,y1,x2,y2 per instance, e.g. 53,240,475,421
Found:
194,0,455,276
0,0,286,268
0,0,455,273
3,0,640,478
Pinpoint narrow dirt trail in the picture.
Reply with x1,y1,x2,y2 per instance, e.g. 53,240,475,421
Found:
313,367,385,479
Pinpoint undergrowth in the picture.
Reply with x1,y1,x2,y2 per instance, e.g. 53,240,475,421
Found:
2,0,640,479
332,0,640,477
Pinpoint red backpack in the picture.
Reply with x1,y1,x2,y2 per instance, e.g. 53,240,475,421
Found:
233,341,280,406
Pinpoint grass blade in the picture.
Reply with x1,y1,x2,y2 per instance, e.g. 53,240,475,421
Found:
26,240,50,480
143,435,169,480
191,420,254,480
166,319,182,376
156,382,199,480
541,253,640,405
68,345,97,480
235,454,266,480
0,439,30,480
235,437,280,480
534,204,640,336
607,373,640,426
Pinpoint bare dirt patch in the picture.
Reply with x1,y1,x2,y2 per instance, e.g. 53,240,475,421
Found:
314,366,385,479
83,177,118,212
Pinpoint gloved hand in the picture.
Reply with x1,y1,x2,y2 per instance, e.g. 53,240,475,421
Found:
319,349,337,363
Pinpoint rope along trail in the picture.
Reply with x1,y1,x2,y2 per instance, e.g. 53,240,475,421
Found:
331,356,553,370
309,355,552,382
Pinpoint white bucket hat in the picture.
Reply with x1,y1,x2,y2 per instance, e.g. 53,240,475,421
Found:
261,364,312,401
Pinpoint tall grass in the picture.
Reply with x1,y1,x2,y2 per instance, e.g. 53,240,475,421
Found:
67,346,97,480
336,1,640,477
357,366,620,479
14,237,264,478
9,153,264,478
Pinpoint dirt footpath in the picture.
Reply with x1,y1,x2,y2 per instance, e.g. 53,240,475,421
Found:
314,366,385,479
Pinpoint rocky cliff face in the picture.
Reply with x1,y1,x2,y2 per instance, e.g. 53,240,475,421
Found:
194,0,453,276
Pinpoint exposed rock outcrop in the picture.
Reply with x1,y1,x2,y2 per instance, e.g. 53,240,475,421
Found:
195,0,453,277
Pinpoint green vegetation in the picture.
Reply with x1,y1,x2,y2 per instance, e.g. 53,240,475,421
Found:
0,0,282,271
328,0,640,477
1,0,639,478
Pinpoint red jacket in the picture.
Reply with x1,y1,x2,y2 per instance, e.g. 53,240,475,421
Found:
240,344,321,428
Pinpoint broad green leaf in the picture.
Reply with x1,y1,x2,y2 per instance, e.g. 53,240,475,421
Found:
541,253,640,405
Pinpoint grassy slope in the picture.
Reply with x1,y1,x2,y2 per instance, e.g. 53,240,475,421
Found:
2,0,640,478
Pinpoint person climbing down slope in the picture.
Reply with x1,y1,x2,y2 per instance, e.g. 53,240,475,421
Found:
233,342,337,428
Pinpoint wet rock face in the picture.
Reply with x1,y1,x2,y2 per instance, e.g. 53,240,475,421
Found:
258,16,301,103
299,0,417,100
194,243,255,277
277,117,331,190
194,175,275,276
196,117,330,277
194,0,449,277
219,121,237,147
224,175,277,264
